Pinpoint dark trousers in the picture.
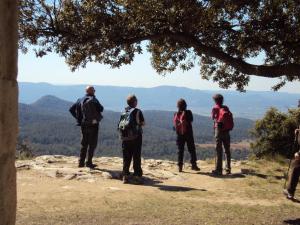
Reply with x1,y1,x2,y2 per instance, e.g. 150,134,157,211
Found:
176,133,197,167
80,125,99,164
287,160,300,195
122,134,143,177
215,129,231,171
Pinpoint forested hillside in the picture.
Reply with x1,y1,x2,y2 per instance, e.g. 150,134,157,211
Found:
19,95,254,160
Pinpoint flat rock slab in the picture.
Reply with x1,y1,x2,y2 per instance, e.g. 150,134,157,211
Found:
16,155,189,183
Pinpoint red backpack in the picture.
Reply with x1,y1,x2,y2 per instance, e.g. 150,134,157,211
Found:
173,111,188,135
217,106,234,131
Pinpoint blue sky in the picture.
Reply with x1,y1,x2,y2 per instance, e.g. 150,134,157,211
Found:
18,50,300,93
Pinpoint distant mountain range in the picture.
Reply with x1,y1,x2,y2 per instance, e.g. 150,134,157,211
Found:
19,82,300,119
19,95,253,160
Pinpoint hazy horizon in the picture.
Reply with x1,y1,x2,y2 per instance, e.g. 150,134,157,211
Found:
18,81,300,95
18,50,300,94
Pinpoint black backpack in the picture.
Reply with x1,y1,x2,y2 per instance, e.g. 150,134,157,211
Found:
81,96,102,125
118,108,139,141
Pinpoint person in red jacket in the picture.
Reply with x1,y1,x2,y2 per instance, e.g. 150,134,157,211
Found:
211,94,233,175
174,99,200,172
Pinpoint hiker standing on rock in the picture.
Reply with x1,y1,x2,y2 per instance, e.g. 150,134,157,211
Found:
283,100,300,200
173,99,200,172
211,94,234,175
69,86,104,168
118,95,145,184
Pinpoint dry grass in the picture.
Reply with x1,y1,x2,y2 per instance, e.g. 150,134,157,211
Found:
16,158,300,225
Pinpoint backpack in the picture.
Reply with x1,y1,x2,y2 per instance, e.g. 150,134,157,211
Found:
81,96,102,125
118,108,139,141
173,111,188,135
217,106,234,131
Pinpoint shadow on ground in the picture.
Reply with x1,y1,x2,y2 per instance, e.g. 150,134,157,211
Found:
197,171,246,179
92,167,207,192
143,176,207,192
283,218,300,224
246,172,284,180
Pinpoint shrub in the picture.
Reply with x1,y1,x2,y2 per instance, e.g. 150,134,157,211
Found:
250,108,300,158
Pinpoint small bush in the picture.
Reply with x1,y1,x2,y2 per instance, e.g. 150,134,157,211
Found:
16,141,34,160
250,107,300,158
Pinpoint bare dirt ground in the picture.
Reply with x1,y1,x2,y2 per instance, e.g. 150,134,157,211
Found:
16,156,300,225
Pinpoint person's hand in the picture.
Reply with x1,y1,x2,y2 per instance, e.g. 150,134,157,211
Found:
295,152,300,161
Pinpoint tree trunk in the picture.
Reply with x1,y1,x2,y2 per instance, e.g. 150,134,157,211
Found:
0,0,18,224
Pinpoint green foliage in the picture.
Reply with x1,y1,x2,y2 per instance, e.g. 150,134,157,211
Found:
250,107,300,158
16,140,35,160
19,0,300,91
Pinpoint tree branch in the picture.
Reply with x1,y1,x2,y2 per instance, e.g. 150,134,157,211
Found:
118,32,300,78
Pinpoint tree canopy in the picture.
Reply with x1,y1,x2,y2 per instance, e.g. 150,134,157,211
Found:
250,107,300,158
19,0,300,91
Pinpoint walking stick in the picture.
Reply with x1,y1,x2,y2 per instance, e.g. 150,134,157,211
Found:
283,135,298,189
213,128,217,170
223,151,226,173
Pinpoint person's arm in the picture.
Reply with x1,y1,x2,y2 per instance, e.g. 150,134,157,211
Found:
211,107,218,120
69,100,79,119
137,109,145,126
95,98,104,113
69,99,82,125
186,110,193,123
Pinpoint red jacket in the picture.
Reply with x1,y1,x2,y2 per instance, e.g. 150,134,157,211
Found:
212,104,221,128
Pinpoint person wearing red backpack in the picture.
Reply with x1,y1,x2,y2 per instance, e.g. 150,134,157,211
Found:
211,94,234,175
173,99,200,172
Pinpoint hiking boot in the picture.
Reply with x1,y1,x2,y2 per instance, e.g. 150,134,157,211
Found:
178,165,183,173
212,170,222,176
191,165,200,171
78,162,85,168
123,175,129,184
283,189,296,200
225,168,231,175
85,162,97,169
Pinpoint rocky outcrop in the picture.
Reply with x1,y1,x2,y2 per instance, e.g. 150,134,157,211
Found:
16,155,186,183
0,0,18,224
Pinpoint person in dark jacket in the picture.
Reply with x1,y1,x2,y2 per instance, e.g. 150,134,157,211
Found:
69,86,104,168
283,100,300,200
120,94,145,184
283,127,300,200
211,94,232,175
174,99,200,172
283,101,300,200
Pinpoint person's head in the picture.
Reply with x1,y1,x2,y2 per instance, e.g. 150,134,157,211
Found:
127,94,138,108
85,85,95,96
177,98,187,111
213,94,224,105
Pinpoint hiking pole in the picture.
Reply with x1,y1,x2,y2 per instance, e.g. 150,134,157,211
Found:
223,151,226,173
213,128,217,171
283,136,298,189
